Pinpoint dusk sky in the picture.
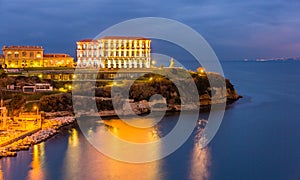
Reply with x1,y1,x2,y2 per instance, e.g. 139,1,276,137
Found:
0,0,299,60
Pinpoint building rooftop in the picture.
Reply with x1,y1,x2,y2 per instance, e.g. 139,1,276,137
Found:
77,36,150,43
2,45,44,50
43,53,72,58
77,39,97,43
101,36,149,40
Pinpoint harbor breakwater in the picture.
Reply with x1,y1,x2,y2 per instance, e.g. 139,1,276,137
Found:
0,116,75,158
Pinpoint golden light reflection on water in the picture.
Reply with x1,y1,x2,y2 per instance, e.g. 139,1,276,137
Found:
100,119,162,179
0,163,3,180
1,156,11,179
63,118,163,180
69,129,79,147
63,128,81,178
27,143,45,180
102,119,160,143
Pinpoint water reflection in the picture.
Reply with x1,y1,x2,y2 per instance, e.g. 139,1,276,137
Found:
63,119,163,179
69,128,79,147
102,119,160,143
1,117,209,180
0,162,3,180
189,119,211,180
189,146,211,180
98,119,162,179
0,155,11,179
27,143,46,180
62,128,81,179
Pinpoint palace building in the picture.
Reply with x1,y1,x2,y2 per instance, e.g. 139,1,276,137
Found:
76,36,151,68
2,46,44,68
43,54,73,67
1,45,74,68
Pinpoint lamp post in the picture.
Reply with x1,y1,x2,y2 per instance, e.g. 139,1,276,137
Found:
34,106,41,129
34,106,39,115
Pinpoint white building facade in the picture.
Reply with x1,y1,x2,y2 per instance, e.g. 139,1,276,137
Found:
76,36,151,69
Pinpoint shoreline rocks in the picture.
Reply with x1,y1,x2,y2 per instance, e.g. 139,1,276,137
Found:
0,116,75,159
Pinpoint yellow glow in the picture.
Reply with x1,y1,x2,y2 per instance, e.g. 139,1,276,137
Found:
103,119,159,143
69,129,79,147
38,74,42,78
28,144,45,179
0,164,3,180
58,88,67,92
197,67,206,74
62,118,162,180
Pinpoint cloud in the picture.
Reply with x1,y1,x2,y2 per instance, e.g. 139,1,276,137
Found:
0,0,299,59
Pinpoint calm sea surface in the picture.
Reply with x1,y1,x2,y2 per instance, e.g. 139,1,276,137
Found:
1,61,300,180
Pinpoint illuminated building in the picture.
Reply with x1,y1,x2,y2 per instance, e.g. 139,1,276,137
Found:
76,36,151,68
0,54,4,67
2,46,44,68
43,54,73,67
1,46,74,68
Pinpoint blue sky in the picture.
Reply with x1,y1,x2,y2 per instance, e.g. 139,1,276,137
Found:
0,0,299,60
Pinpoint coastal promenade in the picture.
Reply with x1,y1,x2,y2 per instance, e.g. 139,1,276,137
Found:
0,128,40,147
0,116,75,158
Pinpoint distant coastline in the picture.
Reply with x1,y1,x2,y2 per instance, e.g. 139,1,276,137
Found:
243,57,300,62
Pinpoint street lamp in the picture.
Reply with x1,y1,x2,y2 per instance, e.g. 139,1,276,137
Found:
33,106,39,115
33,106,42,129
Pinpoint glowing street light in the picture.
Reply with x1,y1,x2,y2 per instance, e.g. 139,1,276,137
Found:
151,60,156,66
33,106,42,129
33,106,39,115
197,67,206,76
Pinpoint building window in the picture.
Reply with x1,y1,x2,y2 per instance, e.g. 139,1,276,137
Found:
15,53,19,58
30,52,34,58
22,52,27,57
36,52,41,58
